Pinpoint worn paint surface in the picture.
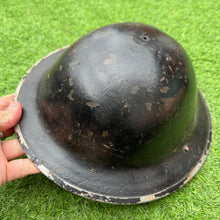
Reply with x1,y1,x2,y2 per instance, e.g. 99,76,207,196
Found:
15,23,211,204
37,23,198,167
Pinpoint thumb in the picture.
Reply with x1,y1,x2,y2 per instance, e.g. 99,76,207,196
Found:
0,101,22,132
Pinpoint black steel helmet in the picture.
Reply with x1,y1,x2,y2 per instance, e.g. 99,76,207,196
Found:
15,23,211,204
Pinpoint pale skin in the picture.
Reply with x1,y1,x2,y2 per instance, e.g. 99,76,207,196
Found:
0,94,40,186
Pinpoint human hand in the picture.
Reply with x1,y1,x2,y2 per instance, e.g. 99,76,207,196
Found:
0,94,40,186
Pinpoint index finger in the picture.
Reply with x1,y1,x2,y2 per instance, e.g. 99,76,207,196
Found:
7,159,40,183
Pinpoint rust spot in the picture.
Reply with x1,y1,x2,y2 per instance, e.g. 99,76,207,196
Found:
67,89,74,101
69,77,73,86
131,85,139,94
87,102,100,108
59,65,62,71
145,102,152,111
160,86,169,93
102,131,109,137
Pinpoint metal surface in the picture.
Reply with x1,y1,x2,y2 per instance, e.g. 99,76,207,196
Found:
15,23,211,204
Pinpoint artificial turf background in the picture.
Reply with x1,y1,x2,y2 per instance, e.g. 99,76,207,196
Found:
0,0,219,219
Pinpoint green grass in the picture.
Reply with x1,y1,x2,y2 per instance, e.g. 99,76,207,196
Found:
0,0,220,219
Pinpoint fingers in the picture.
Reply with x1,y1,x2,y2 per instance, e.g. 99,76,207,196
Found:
0,139,40,185
0,94,22,138
0,101,22,132
0,94,14,110
0,94,40,185
1,139,25,161
0,94,14,101
6,158,40,182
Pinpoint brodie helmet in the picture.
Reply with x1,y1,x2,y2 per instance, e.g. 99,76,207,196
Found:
15,23,211,204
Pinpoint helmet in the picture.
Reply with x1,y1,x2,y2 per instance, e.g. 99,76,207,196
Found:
15,23,211,204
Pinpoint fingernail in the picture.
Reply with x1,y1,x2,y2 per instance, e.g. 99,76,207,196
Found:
8,101,18,110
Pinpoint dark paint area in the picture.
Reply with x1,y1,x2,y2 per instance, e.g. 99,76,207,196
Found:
37,23,197,167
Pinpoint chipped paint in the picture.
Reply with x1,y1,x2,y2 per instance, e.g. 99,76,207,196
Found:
67,134,73,141
183,148,210,185
59,65,63,71
145,102,152,111
102,130,109,137
88,131,94,137
124,103,129,108
14,124,29,149
87,102,100,108
160,77,165,82
146,88,153,92
160,86,169,93
69,77,73,86
131,85,139,94
103,144,111,149
166,54,171,61
138,194,156,203
38,164,55,180
67,89,74,101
